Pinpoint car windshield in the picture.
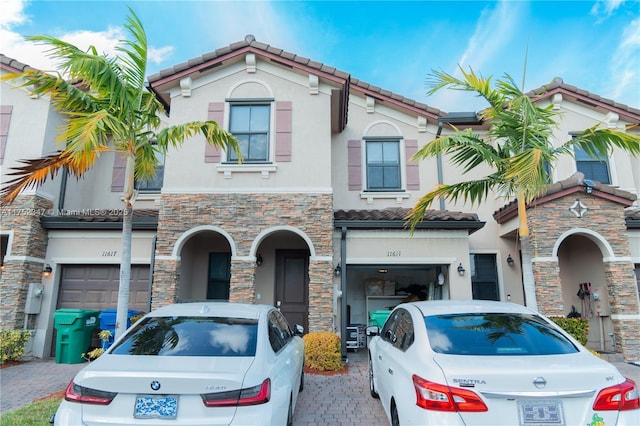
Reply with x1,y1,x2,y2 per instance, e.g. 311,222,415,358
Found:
424,313,579,356
110,316,259,356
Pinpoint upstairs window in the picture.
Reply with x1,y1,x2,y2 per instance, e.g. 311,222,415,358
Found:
134,144,164,192
229,104,270,162
366,140,400,190
575,145,610,184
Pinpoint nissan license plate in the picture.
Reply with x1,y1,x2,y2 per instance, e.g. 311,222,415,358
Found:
134,395,178,419
518,399,564,426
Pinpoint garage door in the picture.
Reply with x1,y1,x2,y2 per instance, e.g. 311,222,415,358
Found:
57,265,149,312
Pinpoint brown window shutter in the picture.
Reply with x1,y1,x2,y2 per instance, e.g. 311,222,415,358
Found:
111,152,127,192
275,101,292,162
348,140,362,191
205,102,224,163
405,139,420,190
0,105,13,165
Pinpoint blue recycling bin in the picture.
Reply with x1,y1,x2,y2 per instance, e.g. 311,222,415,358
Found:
98,309,142,349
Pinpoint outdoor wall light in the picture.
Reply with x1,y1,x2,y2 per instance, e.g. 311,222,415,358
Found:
256,254,263,267
507,254,515,267
584,179,595,194
43,264,53,277
457,263,466,276
334,263,342,277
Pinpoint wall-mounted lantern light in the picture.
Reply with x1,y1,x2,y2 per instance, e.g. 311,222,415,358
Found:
43,264,53,278
256,254,263,267
334,263,342,277
507,254,515,267
457,263,466,276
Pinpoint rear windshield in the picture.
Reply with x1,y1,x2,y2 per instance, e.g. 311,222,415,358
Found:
110,316,258,356
424,313,579,356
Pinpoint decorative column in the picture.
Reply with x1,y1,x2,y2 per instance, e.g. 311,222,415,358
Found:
229,259,256,303
603,261,640,361
532,260,565,317
307,260,333,332
151,258,180,310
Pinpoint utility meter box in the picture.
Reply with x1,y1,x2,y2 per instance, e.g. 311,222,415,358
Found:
25,283,44,314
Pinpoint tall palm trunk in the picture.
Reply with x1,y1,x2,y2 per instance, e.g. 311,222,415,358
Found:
517,193,538,311
115,155,135,338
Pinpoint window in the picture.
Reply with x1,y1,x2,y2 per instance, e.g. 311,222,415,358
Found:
424,313,579,355
228,104,270,162
575,145,610,184
366,140,400,190
134,143,164,192
207,253,231,300
110,316,259,356
470,254,499,301
268,310,292,353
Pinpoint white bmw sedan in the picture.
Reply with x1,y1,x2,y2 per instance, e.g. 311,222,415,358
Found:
53,302,305,426
367,300,639,426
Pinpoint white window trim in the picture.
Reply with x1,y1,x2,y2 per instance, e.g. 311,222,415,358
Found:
216,163,277,179
363,138,407,192
359,191,411,204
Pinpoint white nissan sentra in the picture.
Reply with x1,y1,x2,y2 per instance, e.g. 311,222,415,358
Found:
53,302,305,426
367,300,639,426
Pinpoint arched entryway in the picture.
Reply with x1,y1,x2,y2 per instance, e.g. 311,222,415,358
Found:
557,232,614,352
175,227,235,301
253,227,313,332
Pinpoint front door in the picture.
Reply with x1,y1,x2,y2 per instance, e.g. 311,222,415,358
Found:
275,249,309,332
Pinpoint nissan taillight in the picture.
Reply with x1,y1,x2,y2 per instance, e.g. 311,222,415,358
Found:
593,378,640,411
412,375,488,412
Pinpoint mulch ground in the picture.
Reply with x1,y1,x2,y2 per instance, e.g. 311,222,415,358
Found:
304,364,349,376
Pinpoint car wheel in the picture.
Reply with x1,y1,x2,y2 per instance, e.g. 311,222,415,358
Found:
299,370,304,392
368,353,379,399
286,396,293,426
391,401,400,426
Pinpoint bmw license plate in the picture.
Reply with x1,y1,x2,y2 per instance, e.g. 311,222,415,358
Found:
518,400,564,426
134,395,178,419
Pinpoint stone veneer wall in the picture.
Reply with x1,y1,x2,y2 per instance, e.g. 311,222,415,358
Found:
527,194,640,360
0,195,53,329
152,192,334,331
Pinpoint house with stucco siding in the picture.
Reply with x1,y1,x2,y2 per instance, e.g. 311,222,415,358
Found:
1,36,639,361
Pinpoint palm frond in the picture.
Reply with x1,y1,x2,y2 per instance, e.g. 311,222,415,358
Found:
156,121,242,161
406,177,504,231
1,147,109,205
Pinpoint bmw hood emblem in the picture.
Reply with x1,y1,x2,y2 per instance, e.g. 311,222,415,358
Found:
150,381,161,391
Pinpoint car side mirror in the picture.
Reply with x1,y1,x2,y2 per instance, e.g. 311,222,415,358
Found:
294,324,304,335
366,325,379,336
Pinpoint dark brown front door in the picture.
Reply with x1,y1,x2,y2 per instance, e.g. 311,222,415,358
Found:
275,249,309,332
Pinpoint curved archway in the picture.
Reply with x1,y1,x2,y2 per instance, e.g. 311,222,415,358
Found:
555,229,613,352
252,226,313,332
174,226,236,302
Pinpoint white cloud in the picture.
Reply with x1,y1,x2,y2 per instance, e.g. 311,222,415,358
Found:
427,0,524,111
0,0,173,72
607,17,640,105
590,0,626,18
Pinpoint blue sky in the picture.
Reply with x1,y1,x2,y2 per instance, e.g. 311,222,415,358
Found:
2,0,639,112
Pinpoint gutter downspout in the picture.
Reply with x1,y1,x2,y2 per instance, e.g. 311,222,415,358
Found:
147,235,156,313
340,226,348,361
436,121,445,211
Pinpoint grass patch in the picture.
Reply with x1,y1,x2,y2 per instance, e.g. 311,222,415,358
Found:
0,392,62,426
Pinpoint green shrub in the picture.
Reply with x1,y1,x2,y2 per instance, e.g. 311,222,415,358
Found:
302,331,344,371
0,329,32,364
549,317,589,346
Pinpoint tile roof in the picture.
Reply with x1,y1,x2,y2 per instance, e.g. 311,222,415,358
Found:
493,172,637,223
147,35,444,120
40,209,159,230
526,77,640,120
334,208,484,234
0,54,35,73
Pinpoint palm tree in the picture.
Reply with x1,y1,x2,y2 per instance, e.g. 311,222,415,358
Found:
407,67,640,311
1,8,240,338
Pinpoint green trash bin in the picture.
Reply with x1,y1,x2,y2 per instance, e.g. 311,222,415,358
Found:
53,309,99,364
